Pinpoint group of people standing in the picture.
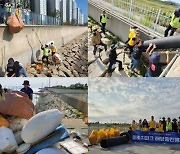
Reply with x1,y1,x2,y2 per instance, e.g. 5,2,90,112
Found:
126,26,170,77
131,116,180,133
0,0,31,24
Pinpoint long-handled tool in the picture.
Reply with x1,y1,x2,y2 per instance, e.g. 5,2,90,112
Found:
32,29,43,46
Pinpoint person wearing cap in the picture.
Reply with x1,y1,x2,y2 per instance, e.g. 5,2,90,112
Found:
178,117,180,132
130,40,145,74
127,32,140,57
172,118,178,132
125,26,138,44
149,116,156,131
41,44,50,65
50,42,56,57
20,80,33,100
91,29,107,57
164,9,180,37
15,4,21,16
145,43,170,77
166,117,172,132
162,117,166,132
107,44,123,74
100,11,110,34
4,58,27,77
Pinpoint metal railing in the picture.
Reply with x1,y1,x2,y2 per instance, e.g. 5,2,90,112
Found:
94,0,174,35
0,8,61,26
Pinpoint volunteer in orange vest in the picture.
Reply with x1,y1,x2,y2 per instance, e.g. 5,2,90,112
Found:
100,11,110,34
149,116,156,131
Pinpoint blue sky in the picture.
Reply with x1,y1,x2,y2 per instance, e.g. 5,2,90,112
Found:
76,0,88,21
169,0,180,4
89,78,180,123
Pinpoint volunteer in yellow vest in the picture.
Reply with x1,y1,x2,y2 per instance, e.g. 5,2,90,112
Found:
127,32,140,57
164,9,180,37
131,120,137,131
125,26,138,44
41,44,50,65
142,119,149,131
5,2,12,17
149,116,156,131
166,117,172,132
157,120,164,132
15,4,21,16
50,42,56,56
100,11,110,34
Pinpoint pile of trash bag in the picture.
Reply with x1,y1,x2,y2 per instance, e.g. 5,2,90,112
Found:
0,91,70,154
89,128,121,145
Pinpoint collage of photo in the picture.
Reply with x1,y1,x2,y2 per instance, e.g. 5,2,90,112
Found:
0,0,180,154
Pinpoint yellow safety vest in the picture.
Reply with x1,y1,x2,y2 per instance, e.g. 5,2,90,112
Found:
43,48,49,56
131,123,137,131
128,29,136,39
157,123,163,132
51,46,56,53
128,35,137,46
149,120,156,129
6,6,12,13
101,14,107,23
16,8,21,16
170,14,180,28
166,122,172,131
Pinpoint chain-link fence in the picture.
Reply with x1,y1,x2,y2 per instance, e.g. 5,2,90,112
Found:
94,0,175,35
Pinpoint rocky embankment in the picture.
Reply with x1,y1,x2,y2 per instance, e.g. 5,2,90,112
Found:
27,32,88,77
35,92,85,119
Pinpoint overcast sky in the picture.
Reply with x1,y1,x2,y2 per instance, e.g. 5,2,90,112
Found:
89,78,180,123
0,78,88,92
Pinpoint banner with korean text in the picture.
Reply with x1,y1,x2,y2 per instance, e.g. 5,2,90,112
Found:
131,130,180,144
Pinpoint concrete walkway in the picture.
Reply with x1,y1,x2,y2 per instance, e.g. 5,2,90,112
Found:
89,143,180,154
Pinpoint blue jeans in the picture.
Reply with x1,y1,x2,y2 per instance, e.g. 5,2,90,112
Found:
145,70,152,77
131,57,139,72
17,68,28,77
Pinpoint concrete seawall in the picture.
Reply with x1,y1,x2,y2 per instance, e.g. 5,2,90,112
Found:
0,25,87,75
48,88,88,115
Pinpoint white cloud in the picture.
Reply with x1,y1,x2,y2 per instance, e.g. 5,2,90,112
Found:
89,78,180,123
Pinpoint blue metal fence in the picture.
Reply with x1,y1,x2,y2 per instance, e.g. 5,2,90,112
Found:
0,7,61,26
